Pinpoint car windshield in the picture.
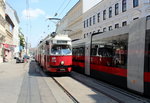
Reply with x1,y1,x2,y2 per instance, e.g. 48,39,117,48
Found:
51,45,72,55
23,55,29,58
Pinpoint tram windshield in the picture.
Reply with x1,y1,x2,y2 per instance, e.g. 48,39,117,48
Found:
51,45,72,55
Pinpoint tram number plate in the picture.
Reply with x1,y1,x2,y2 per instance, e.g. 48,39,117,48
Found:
60,69,65,71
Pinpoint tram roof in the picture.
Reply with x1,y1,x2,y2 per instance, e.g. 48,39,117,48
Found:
37,34,71,47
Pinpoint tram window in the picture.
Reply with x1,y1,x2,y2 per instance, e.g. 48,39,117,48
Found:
79,47,85,56
51,45,71,55
98,48,112,57
91,48,97,56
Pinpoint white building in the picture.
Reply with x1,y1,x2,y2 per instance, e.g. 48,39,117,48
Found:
56,0,83,40
5,3,20,58
83,0,150,38
0,0,7,63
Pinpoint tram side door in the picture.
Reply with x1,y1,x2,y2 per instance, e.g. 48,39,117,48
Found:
85,42,91,76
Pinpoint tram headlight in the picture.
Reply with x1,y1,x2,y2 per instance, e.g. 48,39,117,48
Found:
60,61,64,65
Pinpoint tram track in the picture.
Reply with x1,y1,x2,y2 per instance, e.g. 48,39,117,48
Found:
34,60,150,103
51,77,79,103
35,62,79,103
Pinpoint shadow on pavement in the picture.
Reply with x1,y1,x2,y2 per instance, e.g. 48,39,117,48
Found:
28,60,70,77
28,60,41,77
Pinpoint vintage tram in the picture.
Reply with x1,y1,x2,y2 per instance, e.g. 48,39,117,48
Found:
72,17,150,97
35,32,72,73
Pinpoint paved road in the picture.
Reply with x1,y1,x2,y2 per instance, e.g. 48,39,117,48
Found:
0,60,26,103
0,60,73,103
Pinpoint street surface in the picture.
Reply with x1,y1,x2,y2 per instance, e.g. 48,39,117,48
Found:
0,60,150,103
0,60,73,103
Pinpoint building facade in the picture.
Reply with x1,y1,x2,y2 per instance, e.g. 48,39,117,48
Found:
0,0,6,63
5,3,20,58
83,0,150,38
56,0,83,40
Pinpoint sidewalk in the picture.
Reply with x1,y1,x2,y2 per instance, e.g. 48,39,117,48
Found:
0,59,27,103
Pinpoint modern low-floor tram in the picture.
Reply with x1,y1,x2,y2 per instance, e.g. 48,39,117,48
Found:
72,16,150,97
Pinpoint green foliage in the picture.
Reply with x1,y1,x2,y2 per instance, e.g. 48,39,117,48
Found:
19,29,25,48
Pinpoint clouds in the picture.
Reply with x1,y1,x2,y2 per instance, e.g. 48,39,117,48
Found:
22,8,45,19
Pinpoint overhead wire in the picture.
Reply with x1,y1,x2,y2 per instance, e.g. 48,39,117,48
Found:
58,0,72,17
54,0,66,16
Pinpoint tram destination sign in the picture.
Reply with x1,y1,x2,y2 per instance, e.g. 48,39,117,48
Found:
57,40,68,44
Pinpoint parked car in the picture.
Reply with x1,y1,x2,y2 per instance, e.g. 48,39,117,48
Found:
15,57,24,63
23,55,30,59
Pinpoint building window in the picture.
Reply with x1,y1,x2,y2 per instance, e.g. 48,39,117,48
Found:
133,0,139,7
115,3,119,15
103,10,106,20
115,24,119,29
93,15,96,24
109,7,112,18
122,0,127,12
109,26,112,31
147,15,150,20
84,34,86,38
97,13,100,23
86,19,88,27
89,17,92,26
103,27,106,32
133,17,139,20
122,21,127,26
84,21,86,28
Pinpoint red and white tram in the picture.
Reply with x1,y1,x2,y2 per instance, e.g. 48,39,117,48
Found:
35,32,72,73
72,17,150,97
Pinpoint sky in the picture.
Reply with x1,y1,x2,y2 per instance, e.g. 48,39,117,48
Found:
6,0,79,47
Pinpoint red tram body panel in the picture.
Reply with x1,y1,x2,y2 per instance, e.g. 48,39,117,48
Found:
35,33,72,73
